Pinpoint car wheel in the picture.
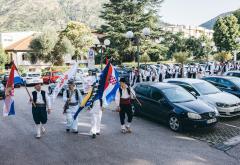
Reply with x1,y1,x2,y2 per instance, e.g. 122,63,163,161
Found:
168,115,182,132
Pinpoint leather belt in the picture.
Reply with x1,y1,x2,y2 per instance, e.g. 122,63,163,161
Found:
69,102,78,106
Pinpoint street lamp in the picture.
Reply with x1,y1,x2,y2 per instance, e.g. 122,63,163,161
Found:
93,38,111,70
202,42,216,63
234,37,240,62
125,27,151,70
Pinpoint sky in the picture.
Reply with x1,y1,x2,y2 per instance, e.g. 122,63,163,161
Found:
160,0,240,26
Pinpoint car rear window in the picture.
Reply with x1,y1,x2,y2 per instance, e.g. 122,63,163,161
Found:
28,74,40,77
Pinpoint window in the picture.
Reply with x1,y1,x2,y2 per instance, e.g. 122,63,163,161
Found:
150,88,163,101
179,83,200,96
22,73,26,77
217,79,234,88
135,85,150,97
232,73,240,78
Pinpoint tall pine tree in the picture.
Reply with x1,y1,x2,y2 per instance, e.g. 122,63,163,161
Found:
100,0,164,63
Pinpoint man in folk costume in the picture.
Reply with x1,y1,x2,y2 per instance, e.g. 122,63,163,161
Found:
89,82,103,139
31,83,51,139
116,77,136,133
63,79,83,133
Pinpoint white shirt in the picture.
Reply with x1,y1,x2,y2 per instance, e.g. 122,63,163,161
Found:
115,87,135,106
35,90,51,109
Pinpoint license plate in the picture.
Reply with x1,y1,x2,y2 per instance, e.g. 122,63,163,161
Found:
234,108,240,112
207,118,217,124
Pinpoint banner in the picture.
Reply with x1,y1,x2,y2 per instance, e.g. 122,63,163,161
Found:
52,62,79,99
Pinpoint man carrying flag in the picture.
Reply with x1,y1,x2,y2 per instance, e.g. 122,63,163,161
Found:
115,77,136,134
2,63,21,117
31,83,52,139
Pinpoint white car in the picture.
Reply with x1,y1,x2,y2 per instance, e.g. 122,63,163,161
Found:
22,72,43,86
165,78,240,117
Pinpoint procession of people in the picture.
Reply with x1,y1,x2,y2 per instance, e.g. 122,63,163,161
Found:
129,61,240,86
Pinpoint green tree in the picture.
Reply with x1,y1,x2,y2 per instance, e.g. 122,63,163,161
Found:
140,52,150,64
213,15,240,52
60,21,94,60
163,32,187,59
100,0,164,63
173,51,189,77
29,27,59,64
214,51,232,63
0,47,7,66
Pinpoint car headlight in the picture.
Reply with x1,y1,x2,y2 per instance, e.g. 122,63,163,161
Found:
216,102,230,108
187,112,202,120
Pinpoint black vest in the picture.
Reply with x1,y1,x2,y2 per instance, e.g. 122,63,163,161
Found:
32,90,46,104
66,89,79,101
119,87,131,97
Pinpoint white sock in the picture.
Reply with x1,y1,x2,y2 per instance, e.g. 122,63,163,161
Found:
36,124,41,136
121,125,126,129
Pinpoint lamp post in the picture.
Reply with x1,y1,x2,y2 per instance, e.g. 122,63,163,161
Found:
201,42,216,63
125,27,151,71
234,37,240,63
93,38,111,70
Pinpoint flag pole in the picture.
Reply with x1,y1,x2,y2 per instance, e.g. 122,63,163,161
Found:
14,63,36,107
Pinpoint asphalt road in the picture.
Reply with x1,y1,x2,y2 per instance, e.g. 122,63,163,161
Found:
0,86,239,165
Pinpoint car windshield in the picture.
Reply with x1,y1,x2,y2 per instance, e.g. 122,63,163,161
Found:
162,87,196,103
230,78,240,88
192,82,220,95
28,74,40,77
53,72,63,76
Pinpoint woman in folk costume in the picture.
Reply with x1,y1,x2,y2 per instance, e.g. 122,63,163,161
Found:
63,79,83,133
31,83,51,139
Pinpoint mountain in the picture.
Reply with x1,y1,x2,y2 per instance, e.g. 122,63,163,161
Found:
200,9,240,30
0,0,107,32
200,12,232,30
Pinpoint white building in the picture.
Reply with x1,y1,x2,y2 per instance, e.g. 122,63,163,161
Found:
163,25,214,39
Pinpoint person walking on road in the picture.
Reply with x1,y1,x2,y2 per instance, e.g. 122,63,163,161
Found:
63,79,83,134
31,83,51,139
116,78,135,134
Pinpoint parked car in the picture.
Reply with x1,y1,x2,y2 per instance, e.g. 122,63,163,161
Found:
77,68,89,77
224,70,240,78
115,67,130,84
21,72,43,86
48,83,67,96
42,71,63,84
133,82,219,132
0,80,5,99
202,76,240,98
165,78,240,117
2,74,22,88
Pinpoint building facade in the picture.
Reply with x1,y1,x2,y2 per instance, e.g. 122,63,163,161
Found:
163,25,214,39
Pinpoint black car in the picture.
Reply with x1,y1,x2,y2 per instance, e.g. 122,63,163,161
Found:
115,67,130,84
0,80,5,99
133,82,219,132
202,76,240,98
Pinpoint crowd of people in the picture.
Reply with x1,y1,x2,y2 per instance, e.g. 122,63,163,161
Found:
129,61,240,86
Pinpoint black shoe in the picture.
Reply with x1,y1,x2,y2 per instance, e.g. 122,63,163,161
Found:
66,129,70,132
72,131,78,134
92,134,96,139
96,133,100,135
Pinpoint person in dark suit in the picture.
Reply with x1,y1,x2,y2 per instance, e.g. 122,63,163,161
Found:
31,83,51,139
